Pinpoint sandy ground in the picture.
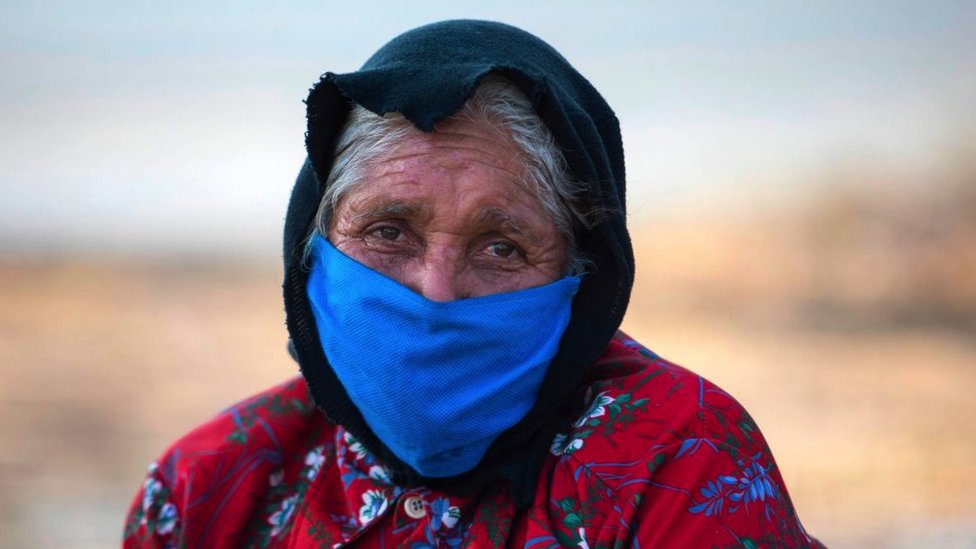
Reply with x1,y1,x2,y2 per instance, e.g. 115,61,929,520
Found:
1,257,974,548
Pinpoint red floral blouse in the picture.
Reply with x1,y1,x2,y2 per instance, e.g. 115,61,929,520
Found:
124,333,823,548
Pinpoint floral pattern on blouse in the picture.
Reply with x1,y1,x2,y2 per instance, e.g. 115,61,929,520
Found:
124,332,824,548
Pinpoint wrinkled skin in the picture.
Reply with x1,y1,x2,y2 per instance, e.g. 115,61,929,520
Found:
328,117,568,301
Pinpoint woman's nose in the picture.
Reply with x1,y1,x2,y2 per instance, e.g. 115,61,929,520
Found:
408,250,463,302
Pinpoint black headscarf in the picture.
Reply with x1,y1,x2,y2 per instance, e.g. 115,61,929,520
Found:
283,19,634,505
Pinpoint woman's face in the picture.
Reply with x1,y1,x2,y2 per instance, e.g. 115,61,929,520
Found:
328,116,568,302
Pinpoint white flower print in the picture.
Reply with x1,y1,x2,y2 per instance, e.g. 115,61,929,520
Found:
440,506,460,529
550,433,568,456
344,432,369,460
574,391,615,428
268,495,298,537
577,527,590,549
268,469,284,487
142,478,162,513
156,502,178,535
358,490,389,524
304,445,326,480
550,433,584,456
368,465,391,484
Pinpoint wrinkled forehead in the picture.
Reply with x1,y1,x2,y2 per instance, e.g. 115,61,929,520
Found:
334,119,549,228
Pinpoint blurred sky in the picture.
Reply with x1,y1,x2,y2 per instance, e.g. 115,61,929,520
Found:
1,0,974,258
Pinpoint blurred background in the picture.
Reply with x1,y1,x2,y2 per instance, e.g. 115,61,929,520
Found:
1,1,974,547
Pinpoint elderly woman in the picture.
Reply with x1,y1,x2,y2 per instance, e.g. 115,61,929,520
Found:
125,20,822,548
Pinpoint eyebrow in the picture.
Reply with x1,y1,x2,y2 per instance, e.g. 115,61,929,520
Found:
346,199,434,226
474,207,544,245
343,199,546,245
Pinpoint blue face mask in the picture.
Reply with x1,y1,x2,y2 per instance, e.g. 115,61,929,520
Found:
305,235,580,478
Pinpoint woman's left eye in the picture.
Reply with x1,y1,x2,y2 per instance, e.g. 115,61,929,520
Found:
486,242,518,258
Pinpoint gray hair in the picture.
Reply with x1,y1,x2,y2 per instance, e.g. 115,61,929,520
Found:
309,74,592,274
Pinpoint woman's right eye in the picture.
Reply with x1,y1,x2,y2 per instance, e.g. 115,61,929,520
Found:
374,226,401,240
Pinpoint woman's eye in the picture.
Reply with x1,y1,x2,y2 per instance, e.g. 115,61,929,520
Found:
486,242,517,258
372,226,401,241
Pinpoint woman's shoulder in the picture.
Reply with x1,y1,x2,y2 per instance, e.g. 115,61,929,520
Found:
124,376,331,547
165,376,321,457
555,331,746,459
553,331,775,479
540,332,822,547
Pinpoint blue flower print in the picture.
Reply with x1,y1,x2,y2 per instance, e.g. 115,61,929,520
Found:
689,455,781,518
689,476,738,517
430,498,461,531
732,459,778,507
